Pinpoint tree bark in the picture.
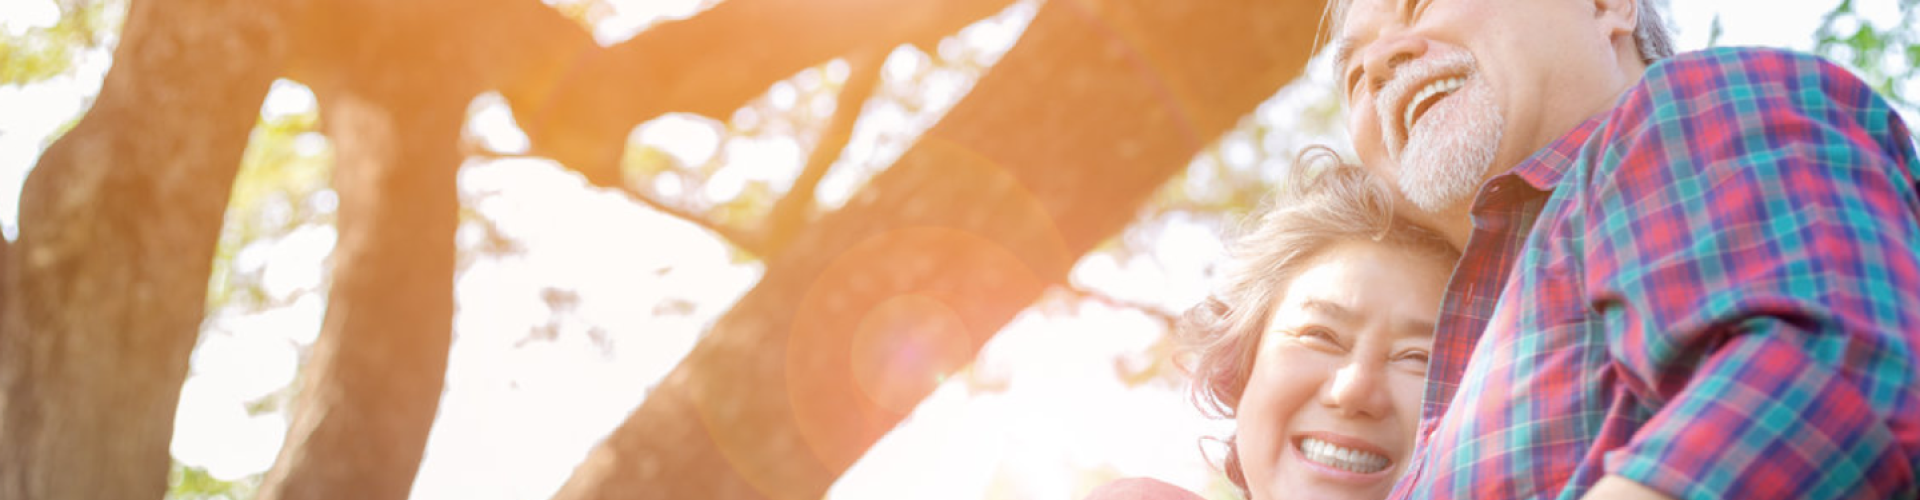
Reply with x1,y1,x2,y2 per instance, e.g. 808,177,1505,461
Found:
0,0,297,498
549,0,1324,498
257,1,588,498
764,47,888,255
254,83,468,500
525,0,1019,188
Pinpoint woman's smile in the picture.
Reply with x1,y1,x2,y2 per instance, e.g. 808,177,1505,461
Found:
1293,435,1392,475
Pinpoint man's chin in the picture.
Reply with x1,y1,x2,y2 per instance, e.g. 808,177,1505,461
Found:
1395,130,1501,217
1394,153,1487,215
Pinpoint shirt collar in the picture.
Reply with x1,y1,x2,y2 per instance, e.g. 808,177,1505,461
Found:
1503,114,1607,193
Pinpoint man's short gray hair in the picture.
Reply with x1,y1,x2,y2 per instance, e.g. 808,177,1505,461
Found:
1322,0,1677,63
1634,0,1676,62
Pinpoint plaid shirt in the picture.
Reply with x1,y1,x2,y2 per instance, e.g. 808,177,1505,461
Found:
1389,47,1920,500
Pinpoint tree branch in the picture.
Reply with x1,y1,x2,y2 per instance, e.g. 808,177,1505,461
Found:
520,0,1019,190
763,46,889,255
1053,281,1179,329
259,0,595,497
464,140,769,256
612,183,768,257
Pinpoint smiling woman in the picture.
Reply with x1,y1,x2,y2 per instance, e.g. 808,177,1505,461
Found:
1167,147,1458,500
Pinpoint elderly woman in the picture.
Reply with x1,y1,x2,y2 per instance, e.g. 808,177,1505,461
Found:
1090,148,1459,500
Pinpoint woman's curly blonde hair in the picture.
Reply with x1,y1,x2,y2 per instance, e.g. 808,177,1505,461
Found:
1177,146,1458,493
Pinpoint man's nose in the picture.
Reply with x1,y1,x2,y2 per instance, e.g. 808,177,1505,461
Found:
1320,360,1391,418
1361,34,1428,89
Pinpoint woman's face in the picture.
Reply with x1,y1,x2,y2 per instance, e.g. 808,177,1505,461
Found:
1236,239,1449,500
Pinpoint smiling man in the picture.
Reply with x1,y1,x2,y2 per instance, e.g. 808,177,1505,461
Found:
1327,0,1920,499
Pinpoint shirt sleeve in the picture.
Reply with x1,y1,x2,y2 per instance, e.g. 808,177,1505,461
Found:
1578,48,1920,500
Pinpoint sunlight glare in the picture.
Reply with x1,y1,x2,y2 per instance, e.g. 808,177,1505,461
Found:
0,0,58,36
635,113,722,166
710,136,801,200
261,80,317,121
593,0,712,44
467,93,532,154
259,225,337,299
188,332,300,403
171,375,291,481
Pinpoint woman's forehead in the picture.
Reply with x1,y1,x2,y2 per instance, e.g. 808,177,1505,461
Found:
1269,243,1445,334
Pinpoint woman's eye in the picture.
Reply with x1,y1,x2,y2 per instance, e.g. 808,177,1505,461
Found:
1290,326,1344,349
1394,349,1432,369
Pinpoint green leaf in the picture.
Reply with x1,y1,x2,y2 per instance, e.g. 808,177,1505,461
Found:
1707,14,1725,48
166,462,256,500
0,0,124,85
0,34,75,85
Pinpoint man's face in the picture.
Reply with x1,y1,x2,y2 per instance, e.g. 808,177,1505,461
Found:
1335,0,1637,215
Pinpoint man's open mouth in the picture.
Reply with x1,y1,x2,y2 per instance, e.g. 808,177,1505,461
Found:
1375,53,1479,158
1402,77,1465,137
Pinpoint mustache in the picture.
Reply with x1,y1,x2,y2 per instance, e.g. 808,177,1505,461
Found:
1374,51,1479,159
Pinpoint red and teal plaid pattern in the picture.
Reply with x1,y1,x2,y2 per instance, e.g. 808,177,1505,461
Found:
1390,47,1920,500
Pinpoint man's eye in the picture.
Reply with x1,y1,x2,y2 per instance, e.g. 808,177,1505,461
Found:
1394,349,1431,369
1411,0,1434,20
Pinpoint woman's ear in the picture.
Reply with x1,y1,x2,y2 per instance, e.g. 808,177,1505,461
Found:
1591,0,1639,41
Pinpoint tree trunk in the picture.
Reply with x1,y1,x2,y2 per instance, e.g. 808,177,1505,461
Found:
257,1,585,498
0,0,296,498
549,0,1324,499
254,87,466,500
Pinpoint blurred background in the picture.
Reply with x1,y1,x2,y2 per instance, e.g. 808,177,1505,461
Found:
0,0,1914,499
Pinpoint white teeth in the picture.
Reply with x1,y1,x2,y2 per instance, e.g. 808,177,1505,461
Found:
1298,437,1391,474
1402,77,1466,138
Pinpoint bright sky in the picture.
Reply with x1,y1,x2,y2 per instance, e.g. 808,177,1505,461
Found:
0,0,1912,499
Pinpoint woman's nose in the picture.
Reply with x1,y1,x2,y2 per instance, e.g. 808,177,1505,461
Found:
1361,34,1428,90
1320,360,1391,418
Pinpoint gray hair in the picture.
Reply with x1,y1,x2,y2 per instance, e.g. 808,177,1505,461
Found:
1178,146,1459,493
1633,0,1676,62
1322,0,1676,64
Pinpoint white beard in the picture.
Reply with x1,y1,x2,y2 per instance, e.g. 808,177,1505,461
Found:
1394,77,1503,214
1371,51,1506,215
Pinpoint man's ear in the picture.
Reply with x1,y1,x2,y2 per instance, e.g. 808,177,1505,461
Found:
1591,0,1638,40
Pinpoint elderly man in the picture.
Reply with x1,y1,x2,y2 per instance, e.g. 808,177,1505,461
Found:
1328,0,1920,499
